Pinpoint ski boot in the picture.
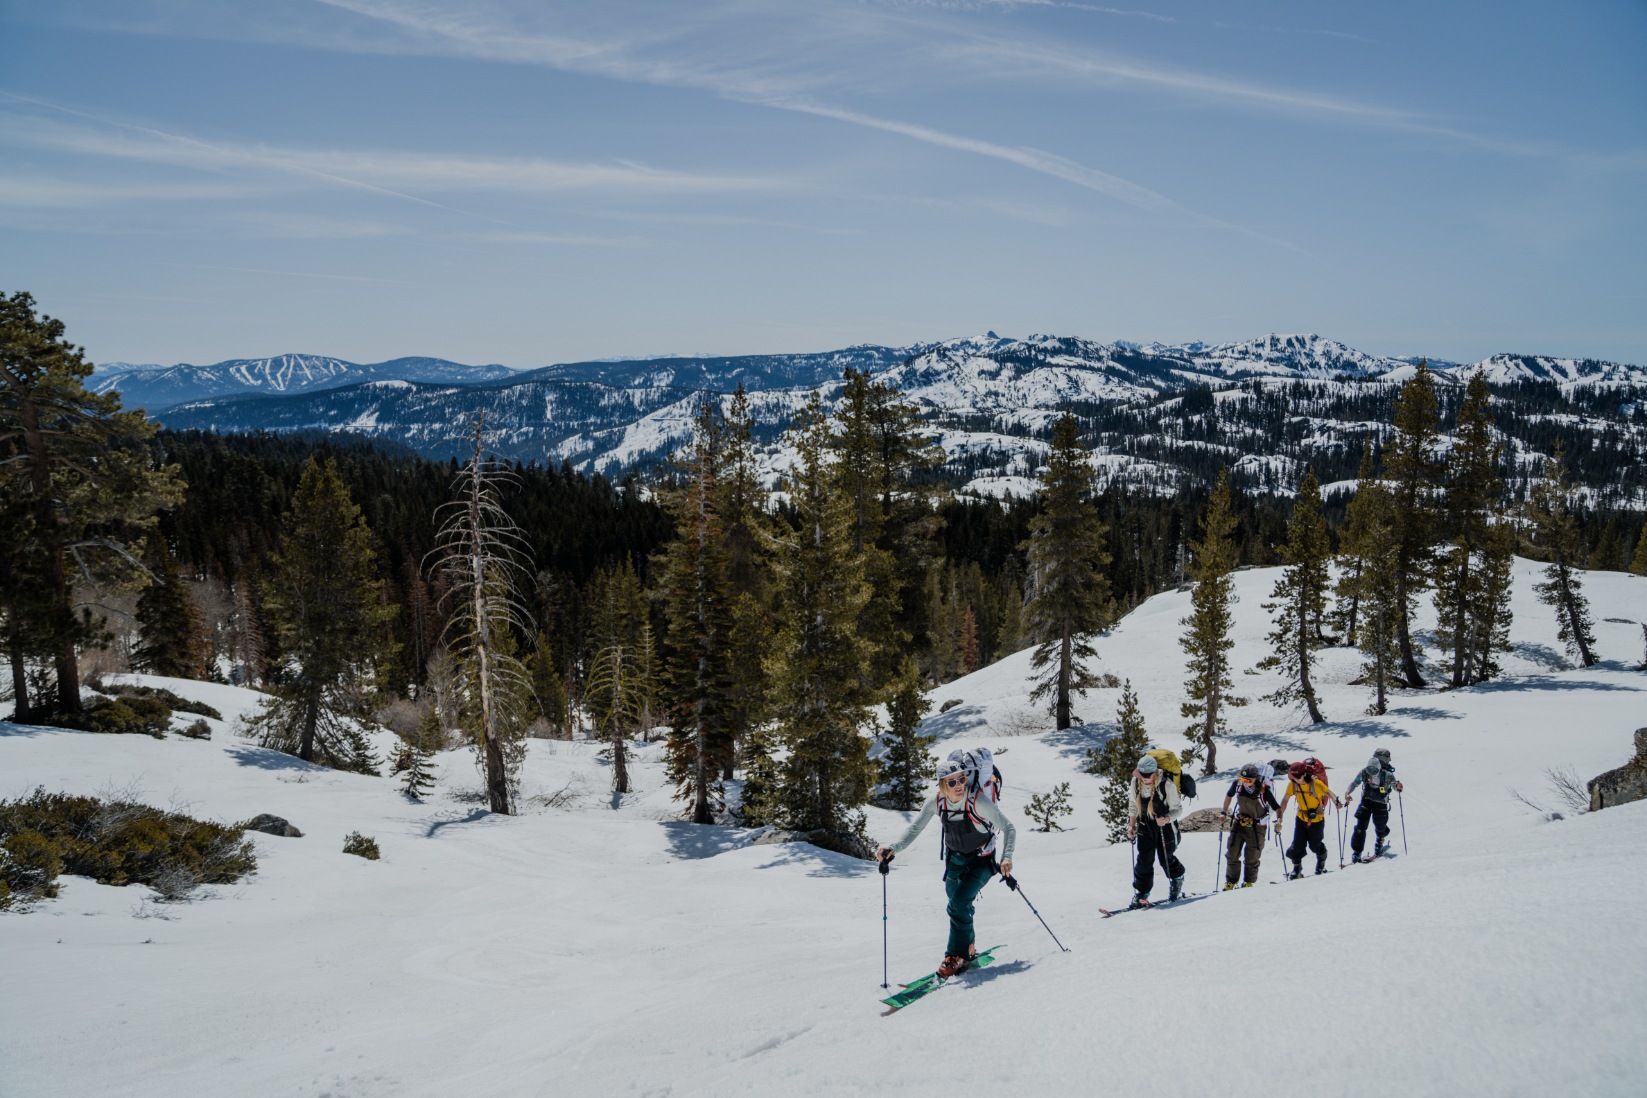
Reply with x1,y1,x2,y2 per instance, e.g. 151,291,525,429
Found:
1375,841,1391,858
1223,881,1237,892
1314,858,1328,876
1241,881,1255,888
1351,852,1365,864
1168,875,1185,902
1125,891,1151,911
937,954,969,980
1287,863,1304,880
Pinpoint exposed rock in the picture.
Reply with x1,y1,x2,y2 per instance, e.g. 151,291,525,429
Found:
939,698,964,713
750,827,874,859
1178,807,1228,833
1588,728,1647,811
244,814,302,838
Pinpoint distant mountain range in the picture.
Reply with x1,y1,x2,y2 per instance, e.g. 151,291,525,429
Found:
119,334,1647,507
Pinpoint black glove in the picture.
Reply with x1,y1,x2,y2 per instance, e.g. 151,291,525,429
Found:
1002,874,1019,892
878,850,894,874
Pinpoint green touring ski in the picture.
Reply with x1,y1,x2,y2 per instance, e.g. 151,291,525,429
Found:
880,945,1004,1012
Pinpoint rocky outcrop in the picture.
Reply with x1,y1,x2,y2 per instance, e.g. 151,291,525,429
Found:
1588,729,1647,812
244,814,303,838
751,827,875,859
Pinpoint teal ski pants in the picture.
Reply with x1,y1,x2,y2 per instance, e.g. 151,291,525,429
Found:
943,853,996,956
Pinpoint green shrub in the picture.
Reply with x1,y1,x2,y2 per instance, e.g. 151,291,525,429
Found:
179,719,212,740
45,695,173,738
107,684,222,721
342,832,380,860
0,788,256,907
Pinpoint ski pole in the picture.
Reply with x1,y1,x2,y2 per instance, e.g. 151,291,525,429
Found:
1003,875,1069,953
1214,816,1226,893
879,852,893,989
1336,800,1345,868
1398,789,1408,854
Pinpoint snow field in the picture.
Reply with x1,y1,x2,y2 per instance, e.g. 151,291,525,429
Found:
1,562,1644,1097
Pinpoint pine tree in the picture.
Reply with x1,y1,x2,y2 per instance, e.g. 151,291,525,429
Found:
1023,783,1073,832
1083,679,1149,843
1355,482,1404,715
429,418,536,814
526,632,569,735
0,292,184,718
251,457,395,772
660,402,737,824
133,541,206,679
1435,370,1511,687
766,394,875,834
725,591,770,783
1468,523,1516,683
400,723,437,800
1588,519,1625,571
584,561,648,740
1023,412,1112,730
1332,441,1379,645
1526,449,1598,668
878,656,935,811
1384,362,1444,686
587,640,646,794
1258,468,1330,722
229,573,267,687
1180,470,1245,772
1632,528,1647,577
957,605,980,676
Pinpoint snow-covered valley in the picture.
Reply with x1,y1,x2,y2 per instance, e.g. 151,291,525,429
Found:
3,561,1645,1097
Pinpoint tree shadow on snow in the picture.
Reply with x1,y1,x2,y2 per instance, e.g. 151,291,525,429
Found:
1386,706,1456,721
1318,719,1412,740
423,808,493,837
661,822,749,860
1468,676,1641,694
1508,642,1568,671
752,842,875,880
1041,722,1111,762
1224,728,1315,753
0,721,52,739
917,705,990,743
224,744,329,772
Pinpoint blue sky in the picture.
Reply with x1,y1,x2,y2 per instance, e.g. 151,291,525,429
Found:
2,1,1643,368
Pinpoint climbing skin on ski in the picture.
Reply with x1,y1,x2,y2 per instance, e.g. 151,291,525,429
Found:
880,945,1005,1013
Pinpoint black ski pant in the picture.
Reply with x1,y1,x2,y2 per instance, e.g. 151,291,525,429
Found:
1351,799,1391,856
1287,817,1328,870
1133,820,1185,897
1225,820,1268,885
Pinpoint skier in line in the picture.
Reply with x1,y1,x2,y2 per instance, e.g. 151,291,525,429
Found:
1275,758,1341,878
1344,748,1403,862
1218,762,1279,889
875,756,1016,980
1126,754,1185,907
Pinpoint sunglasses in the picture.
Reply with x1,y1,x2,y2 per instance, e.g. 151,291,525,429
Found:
942,775,966,788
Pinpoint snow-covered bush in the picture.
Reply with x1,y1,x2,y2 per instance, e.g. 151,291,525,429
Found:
342,832,381,860
45,695,171,738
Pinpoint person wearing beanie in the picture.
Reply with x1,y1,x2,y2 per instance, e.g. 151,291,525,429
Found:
875,753,1017,980
1126,754,1185,908
1344,749,1403,861
1219,762,1280,889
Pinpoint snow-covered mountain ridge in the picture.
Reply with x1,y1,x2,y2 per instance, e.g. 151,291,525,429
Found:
147,333,1647,506
90,353,518,411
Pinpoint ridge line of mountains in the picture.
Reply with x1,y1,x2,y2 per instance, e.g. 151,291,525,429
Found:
93,333,1647,504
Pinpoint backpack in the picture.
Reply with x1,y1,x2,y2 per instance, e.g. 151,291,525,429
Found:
1288,757,1328,783
938,748,1003,858
1144,748,1197,799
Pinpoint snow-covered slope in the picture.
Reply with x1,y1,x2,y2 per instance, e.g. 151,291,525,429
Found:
90,354,518,411
3,561,1644,1096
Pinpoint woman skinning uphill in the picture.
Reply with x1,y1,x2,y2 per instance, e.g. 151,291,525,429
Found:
1344,748,1403,862
1126,754,1185,908
1276,757,1341,878
875,749,1016,981
1218,762,1279,889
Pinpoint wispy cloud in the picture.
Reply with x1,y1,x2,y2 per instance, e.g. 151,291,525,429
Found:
0,174,267,208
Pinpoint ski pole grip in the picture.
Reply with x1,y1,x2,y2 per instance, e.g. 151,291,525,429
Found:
879,851,893,875
1003,874,1019,891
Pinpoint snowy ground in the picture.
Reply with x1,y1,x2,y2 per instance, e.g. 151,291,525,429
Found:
3,560,1646,1097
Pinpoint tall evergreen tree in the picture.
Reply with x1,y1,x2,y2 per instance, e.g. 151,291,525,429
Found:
1384,362,1444,686
251,457,395,772
1435,371,1513,686
430,419,536,814
660,402,737,824
1526,449,1598,668
1258,468,1330,723
1023,412,1112,730
1180,469,1245,772
1083,679,1150,843
526,632,569,735
133,541,206,679
1353,481,1404,715
0,291,183,717
878,656,935,811
1332,441,1379,645
587,639,646,794
957,605,980,676
1468,524,1516,683
766,394,875,833
584,561,649,740
1632,528,1647,576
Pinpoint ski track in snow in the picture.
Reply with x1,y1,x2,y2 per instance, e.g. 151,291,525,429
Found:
2,561,1645,1096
